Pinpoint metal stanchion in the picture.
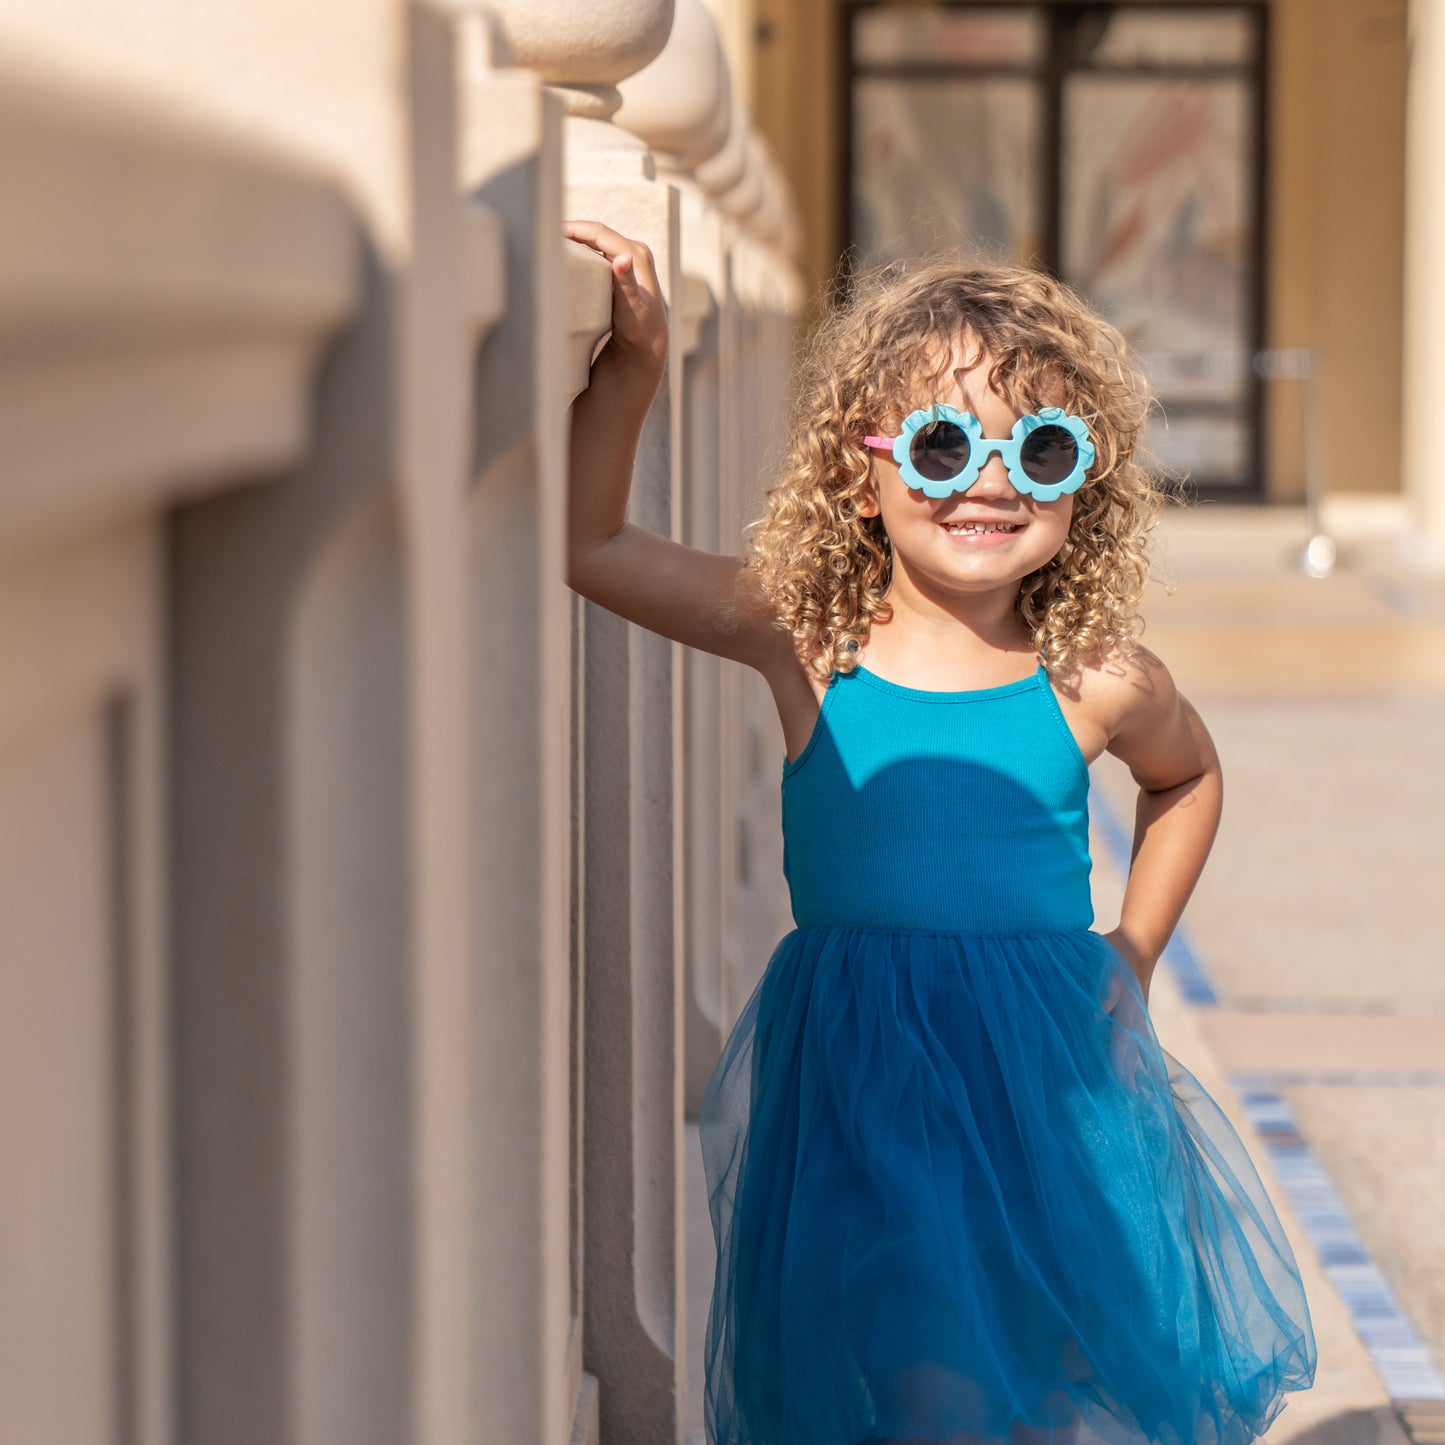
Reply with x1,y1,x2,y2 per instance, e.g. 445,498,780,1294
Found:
1298,355,1336,577
1137,346,1334,577
1254,347,1334,577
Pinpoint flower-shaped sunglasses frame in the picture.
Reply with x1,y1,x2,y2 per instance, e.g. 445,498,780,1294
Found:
862,404,1095,502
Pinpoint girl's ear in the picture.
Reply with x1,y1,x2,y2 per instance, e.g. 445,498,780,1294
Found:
854,482,881,519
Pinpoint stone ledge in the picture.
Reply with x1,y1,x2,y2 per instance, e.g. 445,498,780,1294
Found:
0,62,362,556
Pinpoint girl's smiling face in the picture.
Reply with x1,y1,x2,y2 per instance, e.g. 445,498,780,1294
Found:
858,336,1075,603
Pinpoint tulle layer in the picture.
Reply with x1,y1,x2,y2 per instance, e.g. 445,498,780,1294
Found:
698,926,1317,1445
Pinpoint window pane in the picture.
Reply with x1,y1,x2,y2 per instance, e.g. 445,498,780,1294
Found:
1062,74,1251,408
854,8,1044,67
853,77,1041,265
1083,9,1254,67
1141,411,1249,489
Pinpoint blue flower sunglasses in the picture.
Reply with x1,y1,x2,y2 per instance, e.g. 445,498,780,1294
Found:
862,403,1096,502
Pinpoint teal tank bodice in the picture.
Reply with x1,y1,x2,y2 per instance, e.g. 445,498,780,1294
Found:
780,661,1093,934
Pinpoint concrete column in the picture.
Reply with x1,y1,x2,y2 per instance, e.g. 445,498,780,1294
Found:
1403,0,1445,565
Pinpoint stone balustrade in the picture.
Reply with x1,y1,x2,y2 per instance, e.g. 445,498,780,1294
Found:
0,2,801,1444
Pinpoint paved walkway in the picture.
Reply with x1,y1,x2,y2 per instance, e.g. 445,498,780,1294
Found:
683,505,1445,1445
1092,505,1445,1444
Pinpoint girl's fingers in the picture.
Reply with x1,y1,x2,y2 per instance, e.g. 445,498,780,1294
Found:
610,251,660,330
564,218,633,263
614,256,649,305
566,219,660,293
567,221,667,367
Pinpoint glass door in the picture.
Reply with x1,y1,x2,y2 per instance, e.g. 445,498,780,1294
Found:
846,2,1268,498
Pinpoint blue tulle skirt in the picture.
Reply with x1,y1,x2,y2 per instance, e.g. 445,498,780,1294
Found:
698,926,1317,1445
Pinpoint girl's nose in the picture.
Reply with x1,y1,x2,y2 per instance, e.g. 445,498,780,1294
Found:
967,452,1018,499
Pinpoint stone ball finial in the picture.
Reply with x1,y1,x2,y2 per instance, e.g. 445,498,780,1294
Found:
615,0,732,171
488,0,675,119
693,97,748,198
718,131,766,222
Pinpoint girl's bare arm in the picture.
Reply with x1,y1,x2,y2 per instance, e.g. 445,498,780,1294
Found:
564,220,788,676
1089,648,1223,1001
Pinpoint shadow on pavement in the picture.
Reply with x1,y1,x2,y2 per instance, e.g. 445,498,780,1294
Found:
1279,1404,1412,1444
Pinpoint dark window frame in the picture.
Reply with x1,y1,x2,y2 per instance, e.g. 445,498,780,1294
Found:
841,0,1272,501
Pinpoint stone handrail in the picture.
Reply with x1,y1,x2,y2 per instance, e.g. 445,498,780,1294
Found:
0,4,803,1444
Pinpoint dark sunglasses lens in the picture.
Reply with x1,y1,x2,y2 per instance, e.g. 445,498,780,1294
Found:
908,420,971,482
1018,425,1079,485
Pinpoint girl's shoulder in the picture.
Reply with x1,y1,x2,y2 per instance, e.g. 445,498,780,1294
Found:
1071,637,1174,694
1052,639,1185,751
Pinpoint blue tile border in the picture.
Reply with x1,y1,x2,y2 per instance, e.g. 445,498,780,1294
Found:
1232,1069,1445,1089
1089,784,1445,1423
1236,1084,1445,1405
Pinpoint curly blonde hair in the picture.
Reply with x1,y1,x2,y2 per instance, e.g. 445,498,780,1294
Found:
740,255,1168,683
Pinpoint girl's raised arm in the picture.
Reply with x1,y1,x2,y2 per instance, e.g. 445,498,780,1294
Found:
564,220,788,677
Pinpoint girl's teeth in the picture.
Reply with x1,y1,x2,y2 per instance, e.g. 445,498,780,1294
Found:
944,522,1019,534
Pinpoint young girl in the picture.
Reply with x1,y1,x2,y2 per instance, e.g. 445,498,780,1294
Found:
564,220,1317,1445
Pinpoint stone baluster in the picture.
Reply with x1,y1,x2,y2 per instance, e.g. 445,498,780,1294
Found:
490,2,688,1441
446,11,620,1445
406,7,590,1445
711,132,803,1017
167,6,520,1445
164,115,405,1445
616,0,736,1119
690,94,753,1040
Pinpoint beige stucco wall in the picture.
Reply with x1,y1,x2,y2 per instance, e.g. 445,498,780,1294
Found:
753,0,840,303
751,0,1408,502
1269,0,1406,502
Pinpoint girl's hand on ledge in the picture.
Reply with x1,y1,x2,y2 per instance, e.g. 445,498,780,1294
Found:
564,219,668,387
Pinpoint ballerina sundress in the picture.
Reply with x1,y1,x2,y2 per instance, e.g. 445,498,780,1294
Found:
698,659,1317,1445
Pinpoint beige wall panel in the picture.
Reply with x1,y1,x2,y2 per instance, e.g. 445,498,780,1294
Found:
0,711,113,1444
